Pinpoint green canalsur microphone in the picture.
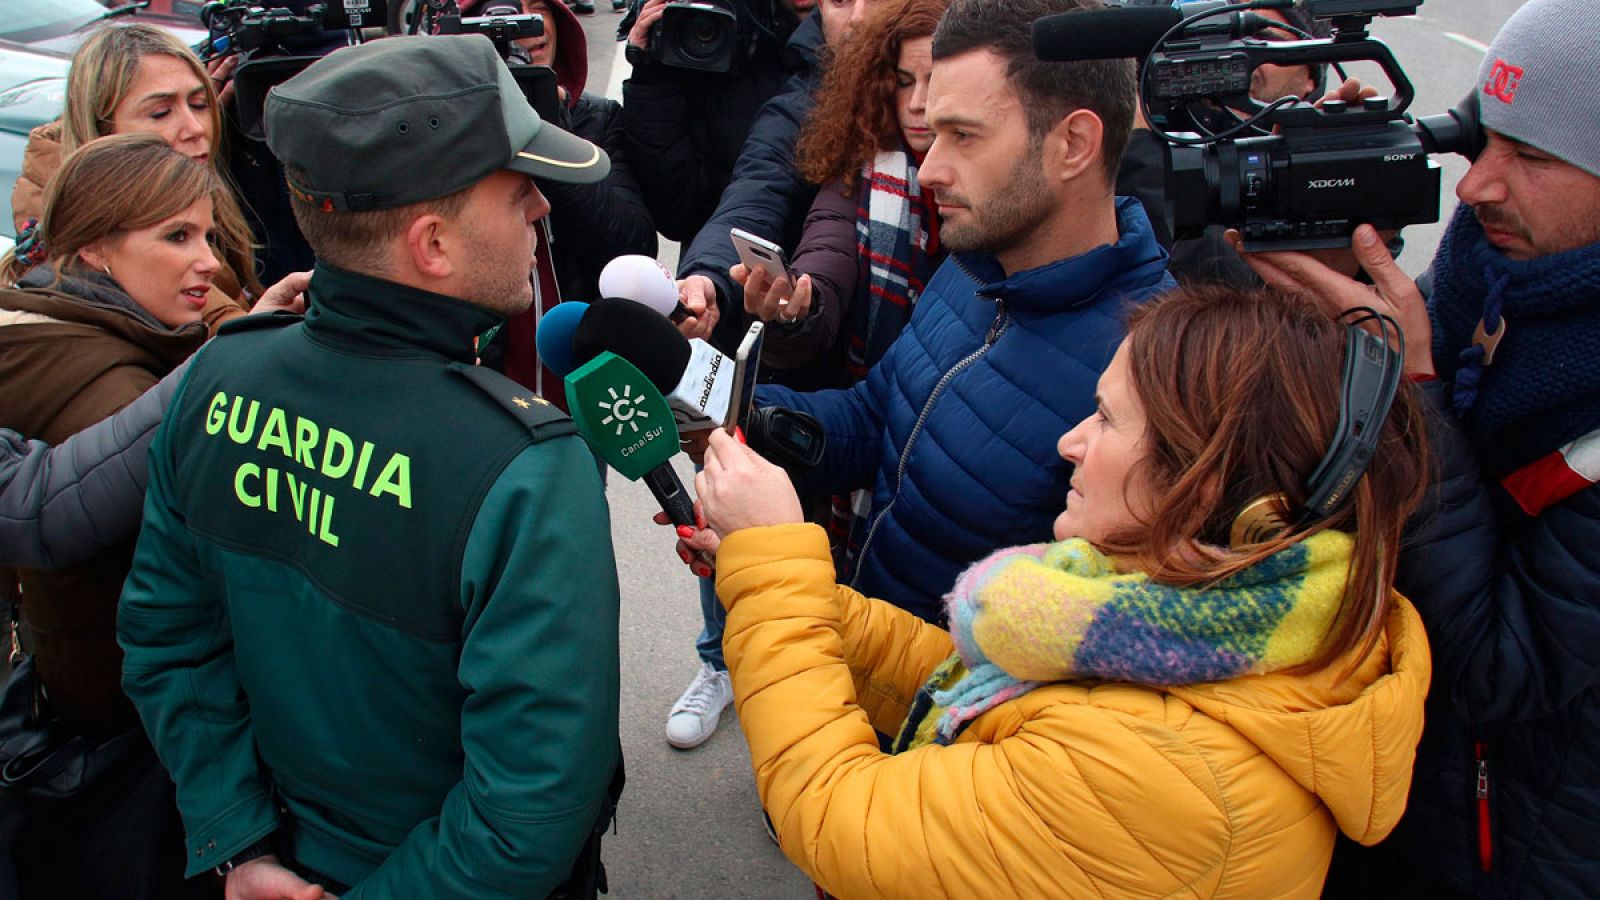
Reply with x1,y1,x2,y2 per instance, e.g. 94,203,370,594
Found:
566,351,696,527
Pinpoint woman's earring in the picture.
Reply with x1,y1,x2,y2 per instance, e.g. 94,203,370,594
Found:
102,265,112,278
1230,494,1289,549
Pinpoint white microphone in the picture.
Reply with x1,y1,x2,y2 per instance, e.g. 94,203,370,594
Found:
598,255,692,323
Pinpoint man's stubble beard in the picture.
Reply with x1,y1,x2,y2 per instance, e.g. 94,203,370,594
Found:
460,224,537,318
939,140,1055,259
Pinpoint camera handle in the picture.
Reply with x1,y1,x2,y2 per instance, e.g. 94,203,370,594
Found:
1139,1,1417,148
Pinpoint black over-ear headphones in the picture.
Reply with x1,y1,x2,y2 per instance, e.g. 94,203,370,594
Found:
1231,306,1404,547
1300,307,1404,524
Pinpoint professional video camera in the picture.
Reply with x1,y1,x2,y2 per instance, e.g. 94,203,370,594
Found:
435,3,543,59
199,0,385,58
1035,0,1484,250
645,0,743,73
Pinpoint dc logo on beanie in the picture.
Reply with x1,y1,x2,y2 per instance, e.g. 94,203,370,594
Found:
1484,59,1524,104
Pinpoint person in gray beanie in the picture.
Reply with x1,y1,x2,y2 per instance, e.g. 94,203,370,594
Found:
1230,0,1600,894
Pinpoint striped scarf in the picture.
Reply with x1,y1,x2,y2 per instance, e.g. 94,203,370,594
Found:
894,532,1353,750
828,150,940,573
842,149,939,380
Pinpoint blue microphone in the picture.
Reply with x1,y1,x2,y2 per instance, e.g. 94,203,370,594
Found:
534,301,589,377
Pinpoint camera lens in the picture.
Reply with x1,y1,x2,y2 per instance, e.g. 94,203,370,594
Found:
681,13,731,63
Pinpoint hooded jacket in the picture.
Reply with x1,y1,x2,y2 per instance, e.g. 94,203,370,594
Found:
0,271,205,735
758,197,1176,621
716,523,1432,899
12,121,250,333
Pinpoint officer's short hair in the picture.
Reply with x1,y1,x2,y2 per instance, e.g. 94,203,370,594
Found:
288,176,473,274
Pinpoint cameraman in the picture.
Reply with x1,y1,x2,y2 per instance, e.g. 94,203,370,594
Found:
620,0,817,243
1236,0,1600,894
669,0,880,353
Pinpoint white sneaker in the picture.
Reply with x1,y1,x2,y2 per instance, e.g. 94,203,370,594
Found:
665,661,733,749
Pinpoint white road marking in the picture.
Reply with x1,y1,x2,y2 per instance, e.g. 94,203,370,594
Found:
606,39,630,102
1443,31,1490,53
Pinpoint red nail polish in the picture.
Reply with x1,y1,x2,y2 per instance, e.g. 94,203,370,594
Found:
676,525,696,539
692,564,712,578
677,546,692,564
734,426,747,445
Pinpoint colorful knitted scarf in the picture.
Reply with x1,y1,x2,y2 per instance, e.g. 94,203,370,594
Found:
893,532,1353,750
1430,201,1600,475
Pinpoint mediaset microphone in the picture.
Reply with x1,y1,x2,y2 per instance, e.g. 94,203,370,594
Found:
1032,2,1282,62
565,351,698,529
571,298,734,432
533,301,589,378
598,255,692,323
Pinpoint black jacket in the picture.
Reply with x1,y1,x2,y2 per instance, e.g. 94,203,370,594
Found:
543,91,658,303
621,1,809,242
0,361,183,571
1358,378,1600,898
675,13,825,353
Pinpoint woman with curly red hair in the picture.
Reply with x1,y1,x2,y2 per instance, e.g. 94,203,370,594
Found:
734,0,948,384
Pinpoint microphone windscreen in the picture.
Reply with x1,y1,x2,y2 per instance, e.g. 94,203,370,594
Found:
534,301,589,377
598,255,681,319
572,297,691,394
1033,6,1182,61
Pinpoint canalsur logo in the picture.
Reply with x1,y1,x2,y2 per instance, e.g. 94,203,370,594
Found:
599,384,650,436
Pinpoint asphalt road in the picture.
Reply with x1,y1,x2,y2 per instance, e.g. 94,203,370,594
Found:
572,3,1524,897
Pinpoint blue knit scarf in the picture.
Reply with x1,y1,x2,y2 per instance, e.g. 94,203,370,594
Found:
1430,202,1600,475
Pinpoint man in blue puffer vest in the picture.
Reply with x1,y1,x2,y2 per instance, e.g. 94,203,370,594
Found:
745,0,1175,623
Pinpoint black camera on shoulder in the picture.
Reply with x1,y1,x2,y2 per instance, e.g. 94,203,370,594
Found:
645,0,743,74
199,0,385,57
1035,0,1485,251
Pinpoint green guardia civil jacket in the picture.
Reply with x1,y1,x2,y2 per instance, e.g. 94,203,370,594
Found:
117,265,621,898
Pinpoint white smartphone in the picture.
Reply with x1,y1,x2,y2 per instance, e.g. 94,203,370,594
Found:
730,227,794,285
725,321,765,434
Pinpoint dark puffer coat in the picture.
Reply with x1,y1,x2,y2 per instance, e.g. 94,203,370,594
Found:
1354,379,1600,899
674,13,825,354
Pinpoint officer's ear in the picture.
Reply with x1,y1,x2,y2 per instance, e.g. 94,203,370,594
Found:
402,211,457,281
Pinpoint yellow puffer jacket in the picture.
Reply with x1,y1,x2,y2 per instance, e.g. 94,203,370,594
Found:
717,524,1431,899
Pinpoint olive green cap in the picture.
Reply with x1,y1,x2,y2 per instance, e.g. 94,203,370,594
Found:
265,34,608,212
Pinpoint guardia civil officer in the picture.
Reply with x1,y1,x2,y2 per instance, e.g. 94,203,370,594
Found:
117,36,622,899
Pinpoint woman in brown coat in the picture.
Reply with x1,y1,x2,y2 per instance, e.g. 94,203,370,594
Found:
0,134,303,900
11,24,262,331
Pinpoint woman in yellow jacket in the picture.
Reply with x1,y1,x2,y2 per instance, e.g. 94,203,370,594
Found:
692,285,1433,899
